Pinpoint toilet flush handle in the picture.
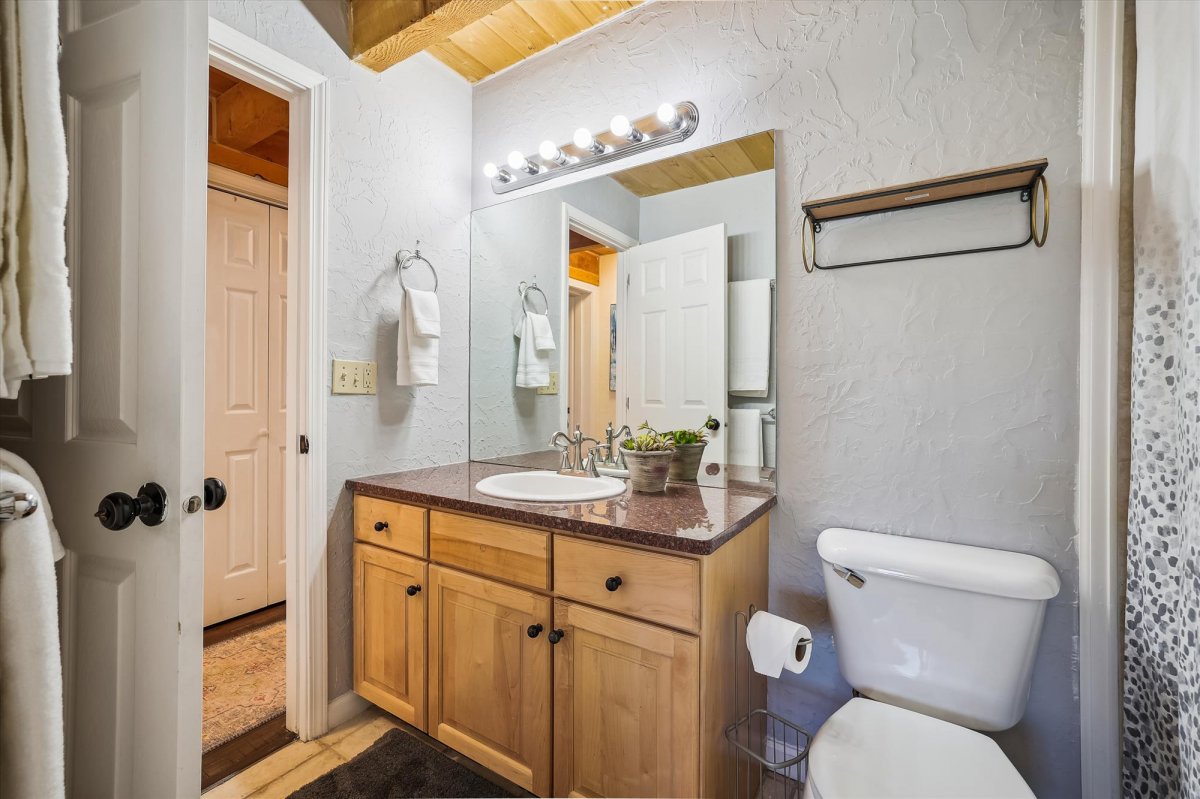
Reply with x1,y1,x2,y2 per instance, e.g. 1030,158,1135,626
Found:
832,564,865,589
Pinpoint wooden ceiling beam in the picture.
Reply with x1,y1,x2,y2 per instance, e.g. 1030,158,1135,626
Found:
212,81,289,151
351,0,509,72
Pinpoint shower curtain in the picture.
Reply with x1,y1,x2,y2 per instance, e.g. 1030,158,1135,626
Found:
1122,1,1200,796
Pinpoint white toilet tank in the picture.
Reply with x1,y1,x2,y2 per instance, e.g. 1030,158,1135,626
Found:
817,528,1060,731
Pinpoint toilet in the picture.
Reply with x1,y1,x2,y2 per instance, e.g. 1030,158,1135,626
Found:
804,528,1061,799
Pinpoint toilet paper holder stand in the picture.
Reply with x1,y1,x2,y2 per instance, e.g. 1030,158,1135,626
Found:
724,606,813,798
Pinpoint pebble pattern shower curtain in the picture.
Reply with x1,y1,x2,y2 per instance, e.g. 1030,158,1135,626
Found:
1122,2,1200,796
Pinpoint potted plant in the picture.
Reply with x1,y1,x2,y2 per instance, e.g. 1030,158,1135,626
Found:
620,422,675,493
667,416,715,481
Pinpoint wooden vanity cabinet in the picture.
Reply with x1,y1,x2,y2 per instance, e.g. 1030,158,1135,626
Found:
352,544,426,729
352,494,768,799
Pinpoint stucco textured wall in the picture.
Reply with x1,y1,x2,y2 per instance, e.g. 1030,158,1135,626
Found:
208,0,473,700
471,2,1084,796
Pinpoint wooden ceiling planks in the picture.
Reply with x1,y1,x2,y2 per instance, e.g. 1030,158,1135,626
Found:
208,66,289,187
350,0,642,80
610,131,776,198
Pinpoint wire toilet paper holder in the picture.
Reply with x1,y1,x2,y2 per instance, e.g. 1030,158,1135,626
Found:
724,606,813,799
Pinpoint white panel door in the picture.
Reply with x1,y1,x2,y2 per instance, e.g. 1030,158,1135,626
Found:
267,206,288,605
0,1,209,796
623,224,728,462
204,190,271,625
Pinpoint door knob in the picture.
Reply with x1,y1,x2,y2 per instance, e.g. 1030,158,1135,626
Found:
203,478,227,511
95,482,168,531
705,417,721,432
605,576,623,592
547,628,565,644
527,624,544,638
406,584,421,596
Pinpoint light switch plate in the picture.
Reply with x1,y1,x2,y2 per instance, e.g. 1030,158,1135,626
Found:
332,359,377,395
536,371,559,395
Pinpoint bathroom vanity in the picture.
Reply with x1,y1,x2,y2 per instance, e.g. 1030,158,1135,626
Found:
346,461,774,798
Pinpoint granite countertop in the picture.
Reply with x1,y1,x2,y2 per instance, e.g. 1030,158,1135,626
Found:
345,461,777,556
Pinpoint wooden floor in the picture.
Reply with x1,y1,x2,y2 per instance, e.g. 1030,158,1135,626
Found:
202,604,294,791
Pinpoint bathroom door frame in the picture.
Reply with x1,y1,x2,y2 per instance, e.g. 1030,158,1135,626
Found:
1077,1,1126,796
209,20,333,742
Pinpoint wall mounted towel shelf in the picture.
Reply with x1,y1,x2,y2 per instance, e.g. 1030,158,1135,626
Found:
801,158,1048,272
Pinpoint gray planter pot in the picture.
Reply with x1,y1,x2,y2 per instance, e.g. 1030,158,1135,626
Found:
668,442,708,482
622,450,675,493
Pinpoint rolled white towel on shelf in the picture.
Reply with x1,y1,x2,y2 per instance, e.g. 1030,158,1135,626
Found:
406,287,440,339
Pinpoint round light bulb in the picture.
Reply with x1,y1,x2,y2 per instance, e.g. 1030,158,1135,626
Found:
657,102,681,128
610,115,632,137
573,128,595,150
507,150,528,170
482,162,499,179
539,140,561,161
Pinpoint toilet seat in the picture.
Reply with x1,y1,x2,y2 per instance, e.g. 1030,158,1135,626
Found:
804,698,1035,799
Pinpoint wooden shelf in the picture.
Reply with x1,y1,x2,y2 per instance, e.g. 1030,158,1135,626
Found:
802,158,1047,222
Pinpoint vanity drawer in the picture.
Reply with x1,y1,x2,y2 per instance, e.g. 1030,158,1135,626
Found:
429,511,550,591
554,537,700,632
354,495,427,557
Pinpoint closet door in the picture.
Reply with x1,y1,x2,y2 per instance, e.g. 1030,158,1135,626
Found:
267,206,288,605
204,189,272,625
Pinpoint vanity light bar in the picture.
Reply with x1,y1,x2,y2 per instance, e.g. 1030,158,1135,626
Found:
485,101,699,195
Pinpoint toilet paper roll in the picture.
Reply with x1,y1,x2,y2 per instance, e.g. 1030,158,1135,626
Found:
746,610,813,678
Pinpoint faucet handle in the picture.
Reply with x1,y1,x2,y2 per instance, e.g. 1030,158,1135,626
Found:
583,445,607,477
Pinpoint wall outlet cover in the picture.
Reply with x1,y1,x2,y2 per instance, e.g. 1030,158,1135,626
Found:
332,359,377,395
536,371,559,395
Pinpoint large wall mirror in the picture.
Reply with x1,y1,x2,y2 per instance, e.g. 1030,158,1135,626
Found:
469,131,777,483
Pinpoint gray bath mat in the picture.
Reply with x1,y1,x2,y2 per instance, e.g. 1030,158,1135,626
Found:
288,728,512,799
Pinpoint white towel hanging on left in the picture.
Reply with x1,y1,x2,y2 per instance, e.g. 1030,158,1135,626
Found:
396,287,439,386
515,311,555,388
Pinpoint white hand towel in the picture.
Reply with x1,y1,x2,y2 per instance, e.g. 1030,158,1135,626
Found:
0,468,65,799
0,0,71,398
528,312,556,352
0,448,63,560
727,408,763,468
396,288,438,386
514,313,550,388
745,611,813,679
728,279,771,397
406,287,440,339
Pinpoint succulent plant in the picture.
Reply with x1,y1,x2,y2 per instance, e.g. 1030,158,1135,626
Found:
620,421,675,451
667,416,716,446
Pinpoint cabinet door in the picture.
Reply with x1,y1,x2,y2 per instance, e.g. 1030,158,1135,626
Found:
429,565,551,796
353,544,426,730
554,600,700,798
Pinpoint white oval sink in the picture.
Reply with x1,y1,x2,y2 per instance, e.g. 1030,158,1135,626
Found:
475,471,627,503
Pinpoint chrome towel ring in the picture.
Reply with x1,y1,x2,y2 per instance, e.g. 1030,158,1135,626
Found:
396,242,438,293
518,280,549,314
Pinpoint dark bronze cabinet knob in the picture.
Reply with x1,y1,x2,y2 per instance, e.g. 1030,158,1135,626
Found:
95,482,168,531
374,521,389,532
547,628,565,644
605,576,623,592
527,624,543,639
203,477,227,511
406,584,421,596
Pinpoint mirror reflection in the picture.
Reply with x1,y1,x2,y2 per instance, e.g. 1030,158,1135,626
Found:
470,131,777,483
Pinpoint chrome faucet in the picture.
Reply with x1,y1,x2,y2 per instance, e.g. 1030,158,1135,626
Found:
602,422,632,469
550,426,601,477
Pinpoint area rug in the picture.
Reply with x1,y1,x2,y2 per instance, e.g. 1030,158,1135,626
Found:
288,729,510,798
202,619,286,753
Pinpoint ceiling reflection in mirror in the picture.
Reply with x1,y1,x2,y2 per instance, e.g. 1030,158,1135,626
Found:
469,131,777,486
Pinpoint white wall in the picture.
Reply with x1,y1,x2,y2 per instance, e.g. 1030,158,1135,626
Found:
471,2,1084,796
208,0,473,699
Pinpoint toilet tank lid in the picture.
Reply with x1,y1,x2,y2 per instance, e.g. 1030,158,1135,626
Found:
817,528,1061,600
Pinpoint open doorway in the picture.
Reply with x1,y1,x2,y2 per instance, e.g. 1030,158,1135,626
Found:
566,231,619,437
201,64,294,790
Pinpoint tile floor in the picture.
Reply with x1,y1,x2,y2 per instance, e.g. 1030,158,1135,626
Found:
203,708,401,798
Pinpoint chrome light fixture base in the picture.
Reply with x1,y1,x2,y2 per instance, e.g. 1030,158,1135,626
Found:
489,101,699,195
